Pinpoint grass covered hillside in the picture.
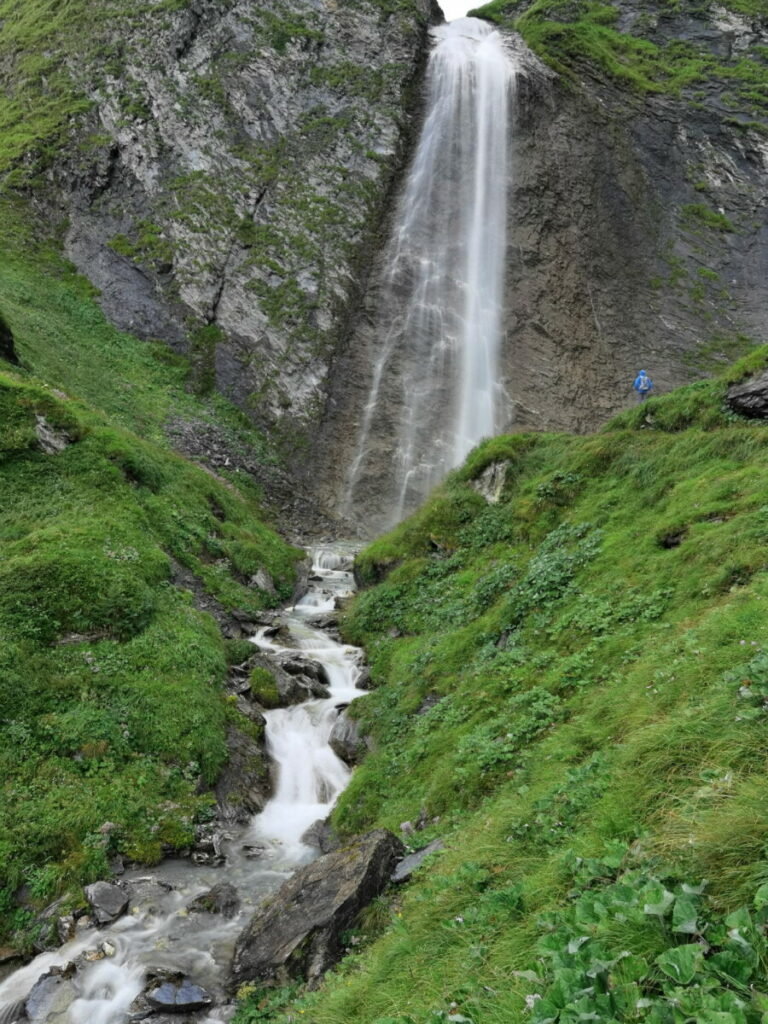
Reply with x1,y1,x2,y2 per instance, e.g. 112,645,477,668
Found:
237,350,768,1023
0,204,301,949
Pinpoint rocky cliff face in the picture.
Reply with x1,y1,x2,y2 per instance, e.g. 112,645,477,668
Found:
31,0,438,457
310,0,768,529
501,0,768,434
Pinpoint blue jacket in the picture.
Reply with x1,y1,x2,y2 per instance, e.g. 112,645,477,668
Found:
633,372,653,393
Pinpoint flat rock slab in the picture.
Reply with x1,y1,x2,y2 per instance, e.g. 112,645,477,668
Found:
84,880,128,926
391,839,445,883
146,978,212,1013
231,829,404,989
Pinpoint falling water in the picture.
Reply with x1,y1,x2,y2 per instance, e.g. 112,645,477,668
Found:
345,17,515,527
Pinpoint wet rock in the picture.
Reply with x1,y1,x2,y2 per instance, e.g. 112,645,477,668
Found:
300,819,340,854
34,416,71,456
83,880,128,926
56,915,76,945
145,976,213,1013
124,876,174,913
727,371,768,419
187,883,240,919
25,963,78,1022
279,656,331,691
190,823,226,866
328,711,367,766
391,839,445,884
231,829,404,989
355,667,375,691
214,725,270,826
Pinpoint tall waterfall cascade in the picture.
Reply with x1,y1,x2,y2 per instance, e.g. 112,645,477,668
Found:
345,17,516,527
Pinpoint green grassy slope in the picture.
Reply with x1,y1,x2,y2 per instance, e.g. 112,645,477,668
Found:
237,351,768,1023
0,207,301,948
470,0,768,118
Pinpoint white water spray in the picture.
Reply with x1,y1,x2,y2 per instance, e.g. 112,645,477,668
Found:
346,18,515,526
0,548,364,1024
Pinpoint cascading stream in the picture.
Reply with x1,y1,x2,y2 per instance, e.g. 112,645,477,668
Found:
345,17,515,528
0,547,363,1024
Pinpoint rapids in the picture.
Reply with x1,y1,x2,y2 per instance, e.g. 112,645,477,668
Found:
0,547,364,1024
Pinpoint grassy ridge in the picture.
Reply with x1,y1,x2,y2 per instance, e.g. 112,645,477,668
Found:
0,206,301,948
470,0,768,118
236,350,768,1023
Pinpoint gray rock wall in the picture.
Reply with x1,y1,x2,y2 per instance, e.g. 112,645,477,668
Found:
41,0,439,456
310,1,768,531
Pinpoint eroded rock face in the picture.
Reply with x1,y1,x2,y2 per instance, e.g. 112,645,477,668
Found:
328,710,367,765
311,1,768,532
43,0,438,460
230,829,404,989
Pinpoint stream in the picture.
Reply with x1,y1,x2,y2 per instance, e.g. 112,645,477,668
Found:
0,545,364,1024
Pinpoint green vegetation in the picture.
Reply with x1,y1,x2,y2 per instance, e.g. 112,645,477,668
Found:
0,200,301,948
470,0,768,118
249,666,281,709
237,348,768,1023
681,203,736,233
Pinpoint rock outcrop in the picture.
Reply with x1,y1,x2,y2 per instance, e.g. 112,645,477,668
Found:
727,370,768,419
230,829,404,989
35,0,438,462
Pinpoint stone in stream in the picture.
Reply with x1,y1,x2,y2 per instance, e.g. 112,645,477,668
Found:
300,819,340,854
83,880,129,926
187,883,240,919
328,711,368,766
25,963,78,1022
230,829,404,989
146,976,213,1013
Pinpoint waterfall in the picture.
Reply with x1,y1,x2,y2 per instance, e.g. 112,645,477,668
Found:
345,17,515,527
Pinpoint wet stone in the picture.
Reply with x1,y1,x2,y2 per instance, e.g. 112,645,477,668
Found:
187,883,240,919
146,977,213,1013
84,880,128,926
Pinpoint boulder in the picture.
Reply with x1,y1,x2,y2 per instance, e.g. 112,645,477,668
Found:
187,883,240,919
145,976,212,1014
214,726,271,825
83,881,128,926
328,712,367,766
230,829,404,989
727,371,768,419
355,667,375,691
300,819,340,854
25,964,78,1022
129,971,213,1019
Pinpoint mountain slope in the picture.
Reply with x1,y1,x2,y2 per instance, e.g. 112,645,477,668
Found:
236,351,768,1023
0,209,301,949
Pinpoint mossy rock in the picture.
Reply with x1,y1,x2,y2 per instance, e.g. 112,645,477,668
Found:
249,666,281,709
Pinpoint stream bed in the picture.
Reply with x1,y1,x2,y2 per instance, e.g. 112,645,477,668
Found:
0,545,364,1024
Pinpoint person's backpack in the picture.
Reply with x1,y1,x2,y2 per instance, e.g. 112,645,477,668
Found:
638,375,651,392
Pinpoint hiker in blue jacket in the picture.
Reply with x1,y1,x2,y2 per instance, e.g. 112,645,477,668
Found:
633,370,653,401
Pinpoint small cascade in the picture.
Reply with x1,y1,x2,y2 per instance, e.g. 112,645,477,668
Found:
344,17,516,529
0,547,363,1024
